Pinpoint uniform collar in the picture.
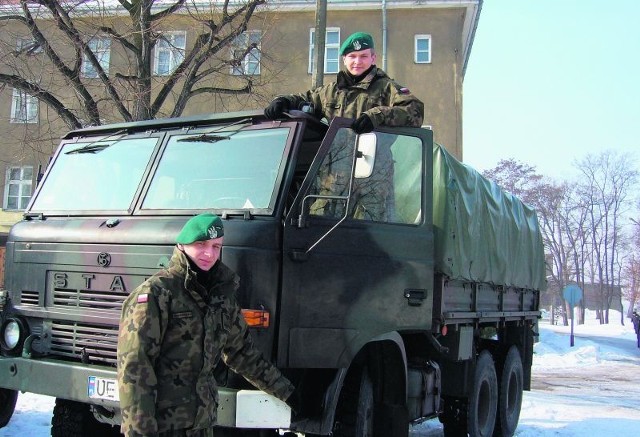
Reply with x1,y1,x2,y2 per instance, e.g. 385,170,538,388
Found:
168,247,211,303
337,66,387,90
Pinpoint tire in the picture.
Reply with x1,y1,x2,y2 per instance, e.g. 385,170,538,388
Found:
467,350,498,437
0,388,18,428
493,346,523,437
51,398,121,437
333,367,374,437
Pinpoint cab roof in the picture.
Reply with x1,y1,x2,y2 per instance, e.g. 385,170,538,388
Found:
62,110,265,139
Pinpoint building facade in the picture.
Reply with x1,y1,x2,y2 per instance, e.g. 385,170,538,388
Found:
0,0,481,231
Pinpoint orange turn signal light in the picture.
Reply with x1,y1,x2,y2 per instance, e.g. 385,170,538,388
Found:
242,309,270,328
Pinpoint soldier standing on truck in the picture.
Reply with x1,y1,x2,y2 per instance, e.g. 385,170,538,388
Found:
264,31,424,133
117,213,297,437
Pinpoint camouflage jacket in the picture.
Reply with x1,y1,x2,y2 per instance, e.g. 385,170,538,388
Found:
283,66,424,128
117,248,294,436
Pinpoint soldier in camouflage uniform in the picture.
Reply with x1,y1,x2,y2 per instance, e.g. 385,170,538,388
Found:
264,32,424,133
117,213,295,437
632,310,640,348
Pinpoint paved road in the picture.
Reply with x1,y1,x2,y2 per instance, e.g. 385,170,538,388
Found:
411,328,640,436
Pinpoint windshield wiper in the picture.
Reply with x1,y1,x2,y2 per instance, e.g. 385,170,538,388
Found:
66,143,112,154
177,117,251,143
178,134,230,143
65,129,127,154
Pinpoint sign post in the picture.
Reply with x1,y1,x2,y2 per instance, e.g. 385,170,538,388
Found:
562,284,583,347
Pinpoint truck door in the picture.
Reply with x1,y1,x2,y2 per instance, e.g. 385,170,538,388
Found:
281,118,435,369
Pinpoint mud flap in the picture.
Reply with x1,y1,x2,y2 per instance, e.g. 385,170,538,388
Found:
374,402,409,437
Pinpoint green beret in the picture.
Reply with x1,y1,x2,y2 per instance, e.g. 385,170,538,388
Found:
176,213,224,244
340,32,374,56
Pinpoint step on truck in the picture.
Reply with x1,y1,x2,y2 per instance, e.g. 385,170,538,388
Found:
0,110,545,437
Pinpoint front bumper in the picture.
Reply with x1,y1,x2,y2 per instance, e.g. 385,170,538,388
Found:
0,356,290,428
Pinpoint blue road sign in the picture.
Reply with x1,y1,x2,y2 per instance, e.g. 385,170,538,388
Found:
562,284,583,307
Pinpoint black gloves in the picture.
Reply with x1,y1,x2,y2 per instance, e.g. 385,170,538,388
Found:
351,113,374,134
264,97,290,119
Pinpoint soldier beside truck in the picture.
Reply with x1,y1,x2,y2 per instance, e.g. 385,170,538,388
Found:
0,107,544,436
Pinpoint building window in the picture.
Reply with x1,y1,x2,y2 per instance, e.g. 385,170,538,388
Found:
154,31,186,76
230,31,261,76
16,37,42,55
415,35,432,64
4,166,33,210
82,37,111,78
309,28,340,74
10,88,38,124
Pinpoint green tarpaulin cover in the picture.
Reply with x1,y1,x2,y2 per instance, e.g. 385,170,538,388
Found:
432,145,547,291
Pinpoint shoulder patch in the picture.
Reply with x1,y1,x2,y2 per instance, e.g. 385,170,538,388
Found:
137,293,149,304
393,82,411,94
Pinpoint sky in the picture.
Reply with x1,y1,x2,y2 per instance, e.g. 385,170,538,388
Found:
462,0,640,179
2,310,639,436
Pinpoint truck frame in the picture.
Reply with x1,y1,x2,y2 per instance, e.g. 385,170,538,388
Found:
0,110,544,437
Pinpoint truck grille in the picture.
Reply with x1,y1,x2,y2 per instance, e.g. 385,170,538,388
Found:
51,321,119,366
53,289,127,311
21,290,40,305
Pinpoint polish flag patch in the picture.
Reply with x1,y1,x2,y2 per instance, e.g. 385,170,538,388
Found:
137,294,149,304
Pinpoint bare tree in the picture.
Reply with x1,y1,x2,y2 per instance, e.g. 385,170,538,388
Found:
481,158,543,207
0,0,273,134
575,150,638,323
535,181,583,325
623,220,640,317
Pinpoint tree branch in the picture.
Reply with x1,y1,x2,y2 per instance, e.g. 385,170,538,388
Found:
45,0,133,121
155,0,264,117
0,73,82,129
150,0,187,21
98,26,138,53
23,0,100,124
191,83,253,96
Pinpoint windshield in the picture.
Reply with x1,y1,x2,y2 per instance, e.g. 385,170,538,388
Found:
142,128,290,211
30,137,158,211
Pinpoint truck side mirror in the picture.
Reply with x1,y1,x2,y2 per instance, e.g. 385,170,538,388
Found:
354,133,377,179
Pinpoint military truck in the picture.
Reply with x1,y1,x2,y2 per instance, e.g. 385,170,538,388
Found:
0,110,545,436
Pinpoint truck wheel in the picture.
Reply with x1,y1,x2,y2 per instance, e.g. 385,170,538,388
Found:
51,399,121,437
0,388,18,428
467,350,498,437
493,346,523,437
333,367,374,437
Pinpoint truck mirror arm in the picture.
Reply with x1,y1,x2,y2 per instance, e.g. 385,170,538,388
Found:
300,198,350,257
292,129,367,258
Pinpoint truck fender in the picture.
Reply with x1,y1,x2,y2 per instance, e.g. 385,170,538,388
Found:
316,331,408,435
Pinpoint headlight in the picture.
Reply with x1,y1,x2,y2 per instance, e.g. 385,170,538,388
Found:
1,318,27,354
4,321,20,349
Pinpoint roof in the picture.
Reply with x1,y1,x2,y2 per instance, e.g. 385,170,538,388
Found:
1,0,482,76
62,110,264,139
276,0,482,76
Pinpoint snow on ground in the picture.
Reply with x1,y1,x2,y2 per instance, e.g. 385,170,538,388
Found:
2,311,640,436
412,311,640,436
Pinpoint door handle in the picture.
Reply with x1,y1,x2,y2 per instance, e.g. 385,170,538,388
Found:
404,289,427,306
289,249,309,262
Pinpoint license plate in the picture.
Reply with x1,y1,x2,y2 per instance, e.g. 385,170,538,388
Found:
88,376,119,402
